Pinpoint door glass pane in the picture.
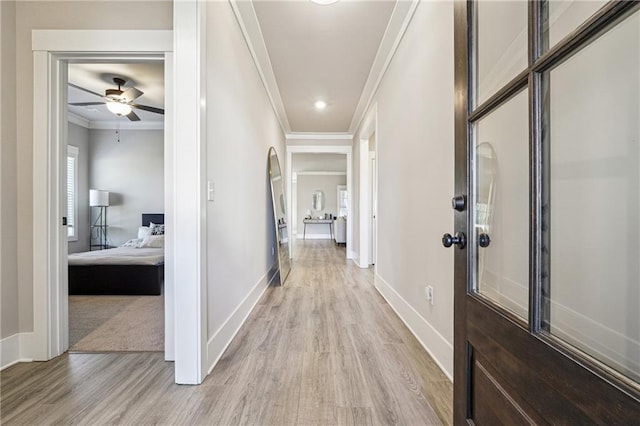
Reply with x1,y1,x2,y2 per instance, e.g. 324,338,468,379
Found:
547,10,640,383
546,0,608,51
476,0,528,106
474,90,529,320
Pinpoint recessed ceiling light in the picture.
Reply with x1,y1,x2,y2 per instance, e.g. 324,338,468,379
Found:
314,100,327,110
311,0,339,5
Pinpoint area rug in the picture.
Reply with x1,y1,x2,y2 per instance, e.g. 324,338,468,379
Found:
69,295,164,352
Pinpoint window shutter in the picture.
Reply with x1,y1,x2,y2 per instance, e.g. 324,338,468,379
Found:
67,145,79,239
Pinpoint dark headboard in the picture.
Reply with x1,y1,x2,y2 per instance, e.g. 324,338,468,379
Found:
142,213,164,227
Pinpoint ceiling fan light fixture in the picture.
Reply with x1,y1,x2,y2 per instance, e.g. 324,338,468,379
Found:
314,100,327,110
106,101,132,116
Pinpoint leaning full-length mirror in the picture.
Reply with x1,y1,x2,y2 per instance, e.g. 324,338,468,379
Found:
268,147,291,285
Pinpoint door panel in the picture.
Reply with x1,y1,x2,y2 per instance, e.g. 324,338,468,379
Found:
546,8,640,383
474,89,529,321
471,357,537,426
453,1,640,424
475,0,528,105
467,299,639,423
547,0,608,50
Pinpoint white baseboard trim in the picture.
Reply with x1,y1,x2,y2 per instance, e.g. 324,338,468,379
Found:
296,233,333,240
1,333,34,370
353,255,369,269
374,273,453,381
206,268,277,374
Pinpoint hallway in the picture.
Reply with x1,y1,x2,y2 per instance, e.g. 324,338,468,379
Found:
1,241,452,425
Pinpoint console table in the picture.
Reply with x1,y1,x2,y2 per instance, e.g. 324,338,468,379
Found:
303,218,333,240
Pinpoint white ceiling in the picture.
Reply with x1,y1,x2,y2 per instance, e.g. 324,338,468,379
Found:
252,0,396,133
66,1,418,135
68,62,164,127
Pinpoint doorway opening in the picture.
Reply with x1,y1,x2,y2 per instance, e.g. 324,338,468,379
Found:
31,29,180,369
291,153,347,246
286,144,354,261
358,107,378,268
65,60,166,353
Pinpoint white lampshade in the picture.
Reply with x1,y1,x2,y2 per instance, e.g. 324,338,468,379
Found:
106,101,132,116
89,189,109,207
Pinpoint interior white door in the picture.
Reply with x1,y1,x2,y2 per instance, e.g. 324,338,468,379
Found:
369,152,377,265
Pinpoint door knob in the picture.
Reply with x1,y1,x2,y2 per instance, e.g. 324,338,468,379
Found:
478,233,491,248
442,232,466,249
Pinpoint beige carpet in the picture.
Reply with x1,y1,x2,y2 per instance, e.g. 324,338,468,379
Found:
69,295,164,352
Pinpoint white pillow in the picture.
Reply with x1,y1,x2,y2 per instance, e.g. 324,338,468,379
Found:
138,226,152,239
139,235,164,248
120,238,143,248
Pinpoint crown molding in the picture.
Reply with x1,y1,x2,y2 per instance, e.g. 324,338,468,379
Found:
229,0,291,134
68,112,164,130
88,120,164,130
68,112,90,129
286,133,353,140
348,0,420,134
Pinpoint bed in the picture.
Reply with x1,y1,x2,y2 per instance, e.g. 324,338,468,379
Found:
68,214,165,295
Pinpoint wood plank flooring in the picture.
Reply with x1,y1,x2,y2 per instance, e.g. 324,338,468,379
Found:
1,240,453,425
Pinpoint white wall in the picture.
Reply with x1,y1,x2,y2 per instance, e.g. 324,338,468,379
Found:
67,123,90,254
205,0,285,369
1,0,18,340
12,1,172,333
353,0,455,378
88,129,164,247
292,153,347,173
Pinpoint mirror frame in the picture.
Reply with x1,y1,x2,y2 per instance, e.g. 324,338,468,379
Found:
268,147,291,285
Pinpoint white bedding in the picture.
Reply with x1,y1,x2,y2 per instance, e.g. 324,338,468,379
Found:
68,247,164,266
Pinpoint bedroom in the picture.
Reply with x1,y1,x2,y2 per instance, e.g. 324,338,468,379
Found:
66,62,165,353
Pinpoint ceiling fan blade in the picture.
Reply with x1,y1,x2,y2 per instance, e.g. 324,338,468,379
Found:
69,102,105,106
131,104,164,115
126,111,141,122
120,87,144,103
68,82,103,98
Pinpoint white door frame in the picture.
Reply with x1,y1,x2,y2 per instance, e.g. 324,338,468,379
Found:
359,106,378,268
31,28,206,384
286,145,353,259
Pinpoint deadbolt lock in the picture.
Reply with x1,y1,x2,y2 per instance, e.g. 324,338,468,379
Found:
451,195,466,211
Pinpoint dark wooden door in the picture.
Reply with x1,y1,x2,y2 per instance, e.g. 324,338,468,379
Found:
452,1,640,423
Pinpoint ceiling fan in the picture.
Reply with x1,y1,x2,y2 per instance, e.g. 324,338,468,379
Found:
68,77,164,122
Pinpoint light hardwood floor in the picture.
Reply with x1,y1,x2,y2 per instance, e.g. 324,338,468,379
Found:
1,240,452,425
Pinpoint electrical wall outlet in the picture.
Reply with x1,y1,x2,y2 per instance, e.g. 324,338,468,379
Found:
425,285,434,305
